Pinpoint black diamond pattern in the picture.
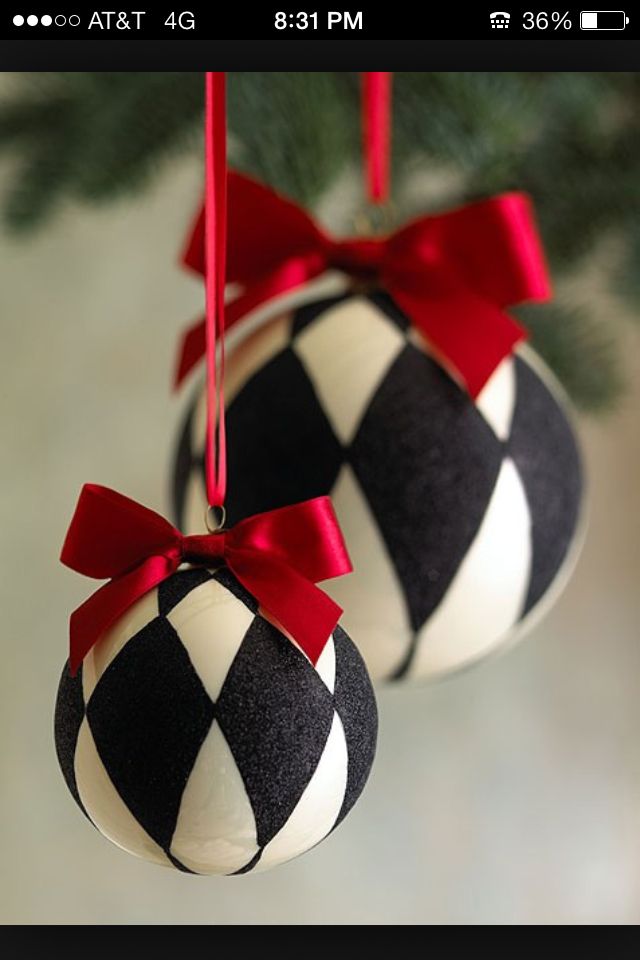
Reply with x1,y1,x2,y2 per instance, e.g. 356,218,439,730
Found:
216,615,335,848
86,616,215,853
224,346,343,526
158,568,213,616
211,568,259,613
331,626,378,828
54,662,89,819
349,341,503,633
507,356,583,616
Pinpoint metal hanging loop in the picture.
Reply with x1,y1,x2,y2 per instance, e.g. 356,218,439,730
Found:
205,504,226,533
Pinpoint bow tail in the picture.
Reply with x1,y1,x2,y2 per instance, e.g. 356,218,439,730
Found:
393,287,527,398
174,317,207,390
69,555,176,675
229,550,344,665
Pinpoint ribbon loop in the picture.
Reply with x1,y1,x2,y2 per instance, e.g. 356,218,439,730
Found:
60,483,178,580
176,173,551,399
62,484,352,675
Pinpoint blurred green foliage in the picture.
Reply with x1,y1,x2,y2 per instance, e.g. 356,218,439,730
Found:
1,72,638,412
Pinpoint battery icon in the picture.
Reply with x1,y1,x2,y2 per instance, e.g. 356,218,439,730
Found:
580,10,629,28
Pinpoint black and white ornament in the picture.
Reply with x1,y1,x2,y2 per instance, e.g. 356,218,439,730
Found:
173,290,585,682
55,567,377,874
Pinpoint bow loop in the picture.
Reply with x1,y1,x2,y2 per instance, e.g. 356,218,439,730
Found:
183,171,324,282
60,484,179,580
226,497,350,585
387,192,551,308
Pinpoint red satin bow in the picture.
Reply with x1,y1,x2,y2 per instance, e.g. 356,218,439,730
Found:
175,172,551,398
61,484,352,675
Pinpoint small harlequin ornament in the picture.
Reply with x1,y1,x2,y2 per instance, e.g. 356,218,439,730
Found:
55,566,377,874
57,74,377,876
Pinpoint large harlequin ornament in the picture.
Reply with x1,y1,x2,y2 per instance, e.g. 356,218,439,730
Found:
173,289,584,682
55,565,377,874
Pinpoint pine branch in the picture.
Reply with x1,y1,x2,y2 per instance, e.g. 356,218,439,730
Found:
0,71,637,412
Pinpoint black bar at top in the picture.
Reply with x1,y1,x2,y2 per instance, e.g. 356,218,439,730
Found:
0,5,637,70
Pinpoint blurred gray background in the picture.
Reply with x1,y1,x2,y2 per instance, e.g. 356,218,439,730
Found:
1,145,639,925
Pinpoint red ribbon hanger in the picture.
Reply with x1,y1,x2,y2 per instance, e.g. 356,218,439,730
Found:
362,72,392,203
61,72,353,674
204,71,227,509
175,175,550,398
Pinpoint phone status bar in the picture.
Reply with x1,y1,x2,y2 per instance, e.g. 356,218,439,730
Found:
0,7,637,69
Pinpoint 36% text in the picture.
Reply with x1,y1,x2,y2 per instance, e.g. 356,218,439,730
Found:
523,11,572,28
